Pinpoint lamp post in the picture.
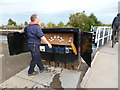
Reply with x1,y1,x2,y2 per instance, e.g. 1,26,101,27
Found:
82,23,85,31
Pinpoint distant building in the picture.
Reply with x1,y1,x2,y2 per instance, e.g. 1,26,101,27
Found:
0,25,25,29
118,1,120,13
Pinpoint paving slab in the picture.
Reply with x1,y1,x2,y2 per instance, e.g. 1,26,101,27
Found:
33,67,62,86
1,65,82,88
1,76,36,88
15,67,37,81
60,69,81,88
33,71,57,86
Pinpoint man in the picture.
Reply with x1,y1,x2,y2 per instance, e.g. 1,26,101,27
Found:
21,14,52,76
111,13,120,47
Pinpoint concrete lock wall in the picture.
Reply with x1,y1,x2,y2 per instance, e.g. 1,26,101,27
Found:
0,39,31,83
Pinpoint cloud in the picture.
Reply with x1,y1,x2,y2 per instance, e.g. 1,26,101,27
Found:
0,0,119,25
1,0,118,14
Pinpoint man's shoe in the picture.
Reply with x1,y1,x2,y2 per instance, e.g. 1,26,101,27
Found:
28,71,38,76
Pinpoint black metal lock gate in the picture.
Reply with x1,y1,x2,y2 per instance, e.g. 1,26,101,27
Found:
7,27,92,67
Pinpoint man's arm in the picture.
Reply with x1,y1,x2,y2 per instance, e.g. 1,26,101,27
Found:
36,26,52,48
19,26,27,33
41,36,52,48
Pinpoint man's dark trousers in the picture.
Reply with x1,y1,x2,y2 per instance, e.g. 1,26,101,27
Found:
28,43,44,74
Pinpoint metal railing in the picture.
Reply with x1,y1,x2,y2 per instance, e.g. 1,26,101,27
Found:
94,26,113,50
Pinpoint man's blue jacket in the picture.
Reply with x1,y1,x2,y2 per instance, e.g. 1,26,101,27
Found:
24,22,44,45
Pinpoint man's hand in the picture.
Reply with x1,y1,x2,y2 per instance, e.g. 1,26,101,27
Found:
41,36,52,48
48,43,52,48
19,29,24,33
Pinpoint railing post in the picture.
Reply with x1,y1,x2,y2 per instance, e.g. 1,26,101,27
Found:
110,28,113,40
107,27,109,42
95,28,98,44
96,27,101,50
102,27,106,45
107,27,111,42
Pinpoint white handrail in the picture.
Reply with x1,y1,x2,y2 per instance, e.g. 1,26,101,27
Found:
94,26,113,50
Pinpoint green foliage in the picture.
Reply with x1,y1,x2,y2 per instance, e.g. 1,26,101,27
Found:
89,13,102,26
67,12,91,31
40,23,46,27
67,12,103,31
8,19,17,26
24,21,28,25
47,22,56,27
57,21,64,27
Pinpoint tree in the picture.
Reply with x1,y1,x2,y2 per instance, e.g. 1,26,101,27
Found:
8,19,13,25
67,12,91,31
57,21,64,27
8,19,17,26
40,23,46,27
47,22,56,27
89,13,102,26
24,21,28,25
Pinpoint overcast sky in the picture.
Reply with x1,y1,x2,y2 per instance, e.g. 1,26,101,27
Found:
0,0,119,25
